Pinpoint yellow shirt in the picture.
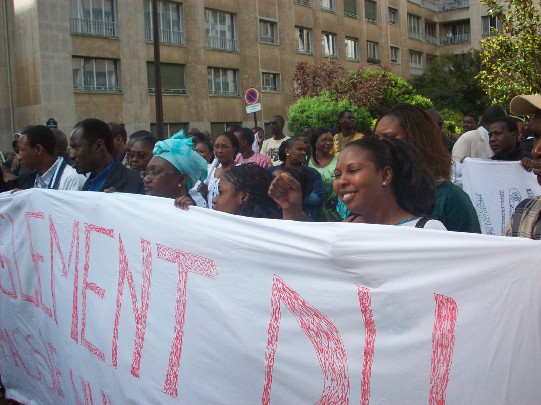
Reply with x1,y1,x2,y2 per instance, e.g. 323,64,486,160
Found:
332,132,364,155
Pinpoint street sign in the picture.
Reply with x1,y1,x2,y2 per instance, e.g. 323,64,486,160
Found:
244,88,259,105
246,103,262,113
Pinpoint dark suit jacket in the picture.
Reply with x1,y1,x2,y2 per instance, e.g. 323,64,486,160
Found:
83,160,144,194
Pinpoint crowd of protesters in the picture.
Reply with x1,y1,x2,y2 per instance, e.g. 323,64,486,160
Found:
1,94,541,238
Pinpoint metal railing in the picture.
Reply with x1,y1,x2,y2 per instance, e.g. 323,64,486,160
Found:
260,35,276,44
148,88,187,95
145,27,185,45
408,30,423,41
367,57,381,64
320,5,336,13
70,18,118,38
206,35,239,52
294,0,311,6
208,89,240,96
344,11,358,18
441,33,470,45
74,84,121,92
439,0,469,11
426,34,439,45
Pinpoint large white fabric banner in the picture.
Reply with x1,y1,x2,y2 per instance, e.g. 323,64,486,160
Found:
1,189,541,404
462,158,541,235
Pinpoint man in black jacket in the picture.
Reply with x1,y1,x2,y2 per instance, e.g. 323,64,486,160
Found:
69,118,144,194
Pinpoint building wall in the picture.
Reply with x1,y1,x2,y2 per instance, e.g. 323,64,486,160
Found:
0,0,491,148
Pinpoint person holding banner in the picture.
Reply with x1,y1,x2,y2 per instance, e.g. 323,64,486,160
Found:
271,137,446,229
213,163,282,219
142,131,207,207
374,104,480,233
505,94,541,239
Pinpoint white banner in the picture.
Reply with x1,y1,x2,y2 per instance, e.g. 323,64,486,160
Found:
1,189,541,404
462,158,541,235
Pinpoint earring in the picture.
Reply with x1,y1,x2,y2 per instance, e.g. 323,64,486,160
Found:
178,183,182,188
382,182,386,186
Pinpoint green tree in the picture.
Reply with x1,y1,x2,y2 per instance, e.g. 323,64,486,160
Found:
477,0,541,108
288,92,372,136
411,51,489,115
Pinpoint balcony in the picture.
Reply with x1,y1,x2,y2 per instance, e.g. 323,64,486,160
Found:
409,66,424,76
70,18,118,38
408,30,423,41
367,57,381,65
145,27,185,46
426,35,439,45
442,33,470,45
294,0,311,5
207,35,239,52
209,89,240,96
74,84,121,92
439,0,469,11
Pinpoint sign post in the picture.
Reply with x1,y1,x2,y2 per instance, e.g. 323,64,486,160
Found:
245,88,260,128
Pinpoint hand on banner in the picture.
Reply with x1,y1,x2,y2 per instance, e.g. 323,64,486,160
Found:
197,182,209,200
269,172,307,221
174,195,195,210
521,157,533,172
104,187,116,193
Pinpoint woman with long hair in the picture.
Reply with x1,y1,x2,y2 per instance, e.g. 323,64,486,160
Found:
374,103,480,232
309,128,341,221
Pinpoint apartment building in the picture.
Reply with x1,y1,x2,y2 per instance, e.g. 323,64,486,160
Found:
0,0,493,149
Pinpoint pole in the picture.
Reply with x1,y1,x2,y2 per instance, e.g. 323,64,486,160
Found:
152,0,164,139
253,112,257,128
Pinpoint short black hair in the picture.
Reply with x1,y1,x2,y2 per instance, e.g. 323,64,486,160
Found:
465,113,478,123
237,127,255,145
73,118,114,154
339,109,353,120
21,125,56,156
490,116,519,133
108,122,127,143
481,106,507,126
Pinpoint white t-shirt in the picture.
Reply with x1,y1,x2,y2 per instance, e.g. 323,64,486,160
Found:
261,136,290,166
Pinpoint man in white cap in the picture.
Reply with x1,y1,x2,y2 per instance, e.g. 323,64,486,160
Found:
505,94,541,239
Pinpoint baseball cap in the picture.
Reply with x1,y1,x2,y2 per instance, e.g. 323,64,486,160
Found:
509,95,541,116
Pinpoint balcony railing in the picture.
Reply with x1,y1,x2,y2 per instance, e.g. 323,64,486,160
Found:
367,57,381,64
344,11,358,18
409,66,424,76
408,30,423,41
426,34,439,45
208,89,240,96
145,27,185,45
70,18,118,38
74,84,121,92
442,33,470,45
206,35,239,52
439,0,469,11
148,88,187,95
260,35,277,44
294,0,311,5
320,5,336,13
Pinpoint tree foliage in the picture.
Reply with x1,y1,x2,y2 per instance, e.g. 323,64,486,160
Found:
290,61,432,131
411,51,489,115
288,92,372,136
477,0,541,107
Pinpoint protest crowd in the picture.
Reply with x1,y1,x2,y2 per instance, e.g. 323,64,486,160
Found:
1,94,541,403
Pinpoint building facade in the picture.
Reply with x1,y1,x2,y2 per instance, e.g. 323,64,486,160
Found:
0,0,493,150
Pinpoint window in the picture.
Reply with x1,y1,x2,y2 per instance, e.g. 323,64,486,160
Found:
408,14,422,41
321,0,335,12
443,21,471,44
481,15,502,36
390,46,400,64
208,68,239,96
425,22,437,44
70,0,118,37
205,9,238,52
147,63,186,94
293,0,311,5
144,1,184,45
150,123,188,138
388,7,398,25
409,51,423,68
322,32,337,57
296,26,312,54
365,0,377,23
344,0,357,18
262,72,281,92
366,41,379,64
72,57,120,92
345,37,359,61
259,19,278,44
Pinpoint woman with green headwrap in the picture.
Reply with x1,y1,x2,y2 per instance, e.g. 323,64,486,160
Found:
142,130,208,206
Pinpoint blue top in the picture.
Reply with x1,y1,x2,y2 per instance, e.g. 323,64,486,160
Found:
86,160,115,192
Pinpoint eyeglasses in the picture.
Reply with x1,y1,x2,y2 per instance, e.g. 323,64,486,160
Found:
140,170,179,179
127,152,150,160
